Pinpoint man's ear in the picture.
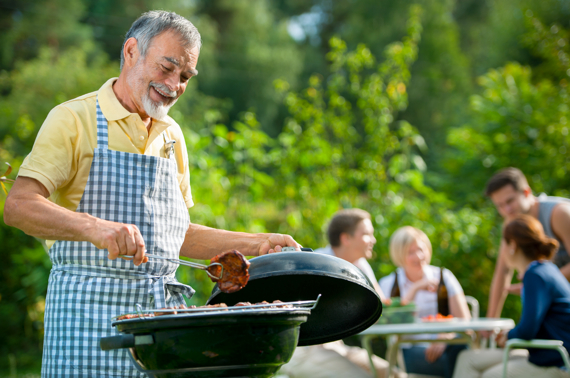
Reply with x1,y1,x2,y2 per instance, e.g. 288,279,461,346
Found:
123,37,140,68
339,232,351,246
523,186,532,198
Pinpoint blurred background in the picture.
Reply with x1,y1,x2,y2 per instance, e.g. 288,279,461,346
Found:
1,0,570,375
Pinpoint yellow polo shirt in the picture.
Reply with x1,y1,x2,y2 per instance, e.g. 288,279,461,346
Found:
19,78,193,248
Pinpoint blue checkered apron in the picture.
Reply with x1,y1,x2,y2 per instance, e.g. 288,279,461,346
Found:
41,99,193,377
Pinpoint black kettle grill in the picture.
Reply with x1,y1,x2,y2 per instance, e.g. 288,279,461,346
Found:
101,249,383,377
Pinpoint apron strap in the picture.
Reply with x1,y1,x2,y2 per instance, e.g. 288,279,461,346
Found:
95,97,109,151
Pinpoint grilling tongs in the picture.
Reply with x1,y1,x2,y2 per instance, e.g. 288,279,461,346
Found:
120,253,224,280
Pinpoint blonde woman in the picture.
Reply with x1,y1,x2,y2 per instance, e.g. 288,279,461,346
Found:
379,226,471,378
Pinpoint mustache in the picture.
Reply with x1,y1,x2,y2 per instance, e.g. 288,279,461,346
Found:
150,82,176,98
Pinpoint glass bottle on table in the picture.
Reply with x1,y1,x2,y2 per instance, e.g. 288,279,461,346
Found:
437,267,450,316
390,272,401,298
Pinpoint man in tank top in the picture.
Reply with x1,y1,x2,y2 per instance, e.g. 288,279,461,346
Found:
484,167,570,318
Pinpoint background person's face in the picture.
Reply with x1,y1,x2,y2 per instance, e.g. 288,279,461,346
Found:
345,219,376,260
490,185,531,221
403,239,429,273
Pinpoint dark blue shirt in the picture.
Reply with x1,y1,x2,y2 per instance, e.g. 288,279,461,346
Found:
508,261,570,367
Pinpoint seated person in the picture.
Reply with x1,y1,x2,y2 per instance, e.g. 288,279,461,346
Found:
315,208,390,303
379,226,471,378
452,215,570,378
280,208,389,378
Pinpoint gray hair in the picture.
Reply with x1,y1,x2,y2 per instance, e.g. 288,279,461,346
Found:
120,10,201,70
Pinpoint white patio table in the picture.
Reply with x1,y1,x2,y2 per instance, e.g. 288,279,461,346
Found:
358,318,516,377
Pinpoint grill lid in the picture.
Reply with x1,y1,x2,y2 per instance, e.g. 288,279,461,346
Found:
207,250,383,346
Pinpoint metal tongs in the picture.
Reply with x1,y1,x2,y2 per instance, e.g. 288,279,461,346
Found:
120,253,224,280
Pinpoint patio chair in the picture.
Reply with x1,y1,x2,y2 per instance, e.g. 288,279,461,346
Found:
465,295,479,320
502,338,570,378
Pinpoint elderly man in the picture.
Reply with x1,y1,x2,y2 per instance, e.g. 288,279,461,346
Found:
3,11,299,377
484,167,570,318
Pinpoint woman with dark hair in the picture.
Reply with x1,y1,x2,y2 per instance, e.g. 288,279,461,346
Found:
452,214,570,378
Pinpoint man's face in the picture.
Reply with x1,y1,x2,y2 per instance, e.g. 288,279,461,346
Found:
345,219,376,260
127,30,199,120
489,185,531,221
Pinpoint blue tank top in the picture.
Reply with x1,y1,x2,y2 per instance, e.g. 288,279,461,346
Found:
537,194,570,267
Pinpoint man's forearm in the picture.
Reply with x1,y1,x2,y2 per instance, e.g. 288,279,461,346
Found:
180,223,265,260
487,257,512,317
179,223,301,260
4,178,97,242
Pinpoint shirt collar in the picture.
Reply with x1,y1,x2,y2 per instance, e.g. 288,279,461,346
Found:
97,77,173,131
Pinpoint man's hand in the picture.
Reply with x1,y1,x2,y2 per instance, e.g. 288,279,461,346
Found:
506,282,523,296
496,331,508,348
88,219,148,266
258,233,302,255
425,343,446,363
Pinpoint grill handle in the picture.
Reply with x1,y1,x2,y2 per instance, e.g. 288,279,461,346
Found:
282,247,313,252
101,334,134,350
100,334,154,351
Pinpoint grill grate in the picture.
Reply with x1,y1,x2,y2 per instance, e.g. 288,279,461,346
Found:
112,294,321,321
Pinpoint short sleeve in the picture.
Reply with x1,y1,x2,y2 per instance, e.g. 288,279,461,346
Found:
442,268,464,298
354,258,377,284
379,273,396,297
18,106,81,195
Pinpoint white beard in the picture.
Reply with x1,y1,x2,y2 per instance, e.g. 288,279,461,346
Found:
128,60,178,121
141,86,177,121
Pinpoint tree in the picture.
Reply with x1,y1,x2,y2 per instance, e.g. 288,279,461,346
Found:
0,0,91,71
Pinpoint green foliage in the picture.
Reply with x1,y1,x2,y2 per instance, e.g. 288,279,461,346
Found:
446,64,570,201
0,0,92,70
192,0,305,134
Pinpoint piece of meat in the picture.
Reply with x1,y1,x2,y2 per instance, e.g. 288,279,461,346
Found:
116,312,155,320
235,302,252,307
272,300,293,309
155,307,177,316
199,303,228,311
208,250,251,293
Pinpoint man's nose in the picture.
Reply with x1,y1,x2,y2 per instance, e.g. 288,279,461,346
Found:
165,75,181,93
